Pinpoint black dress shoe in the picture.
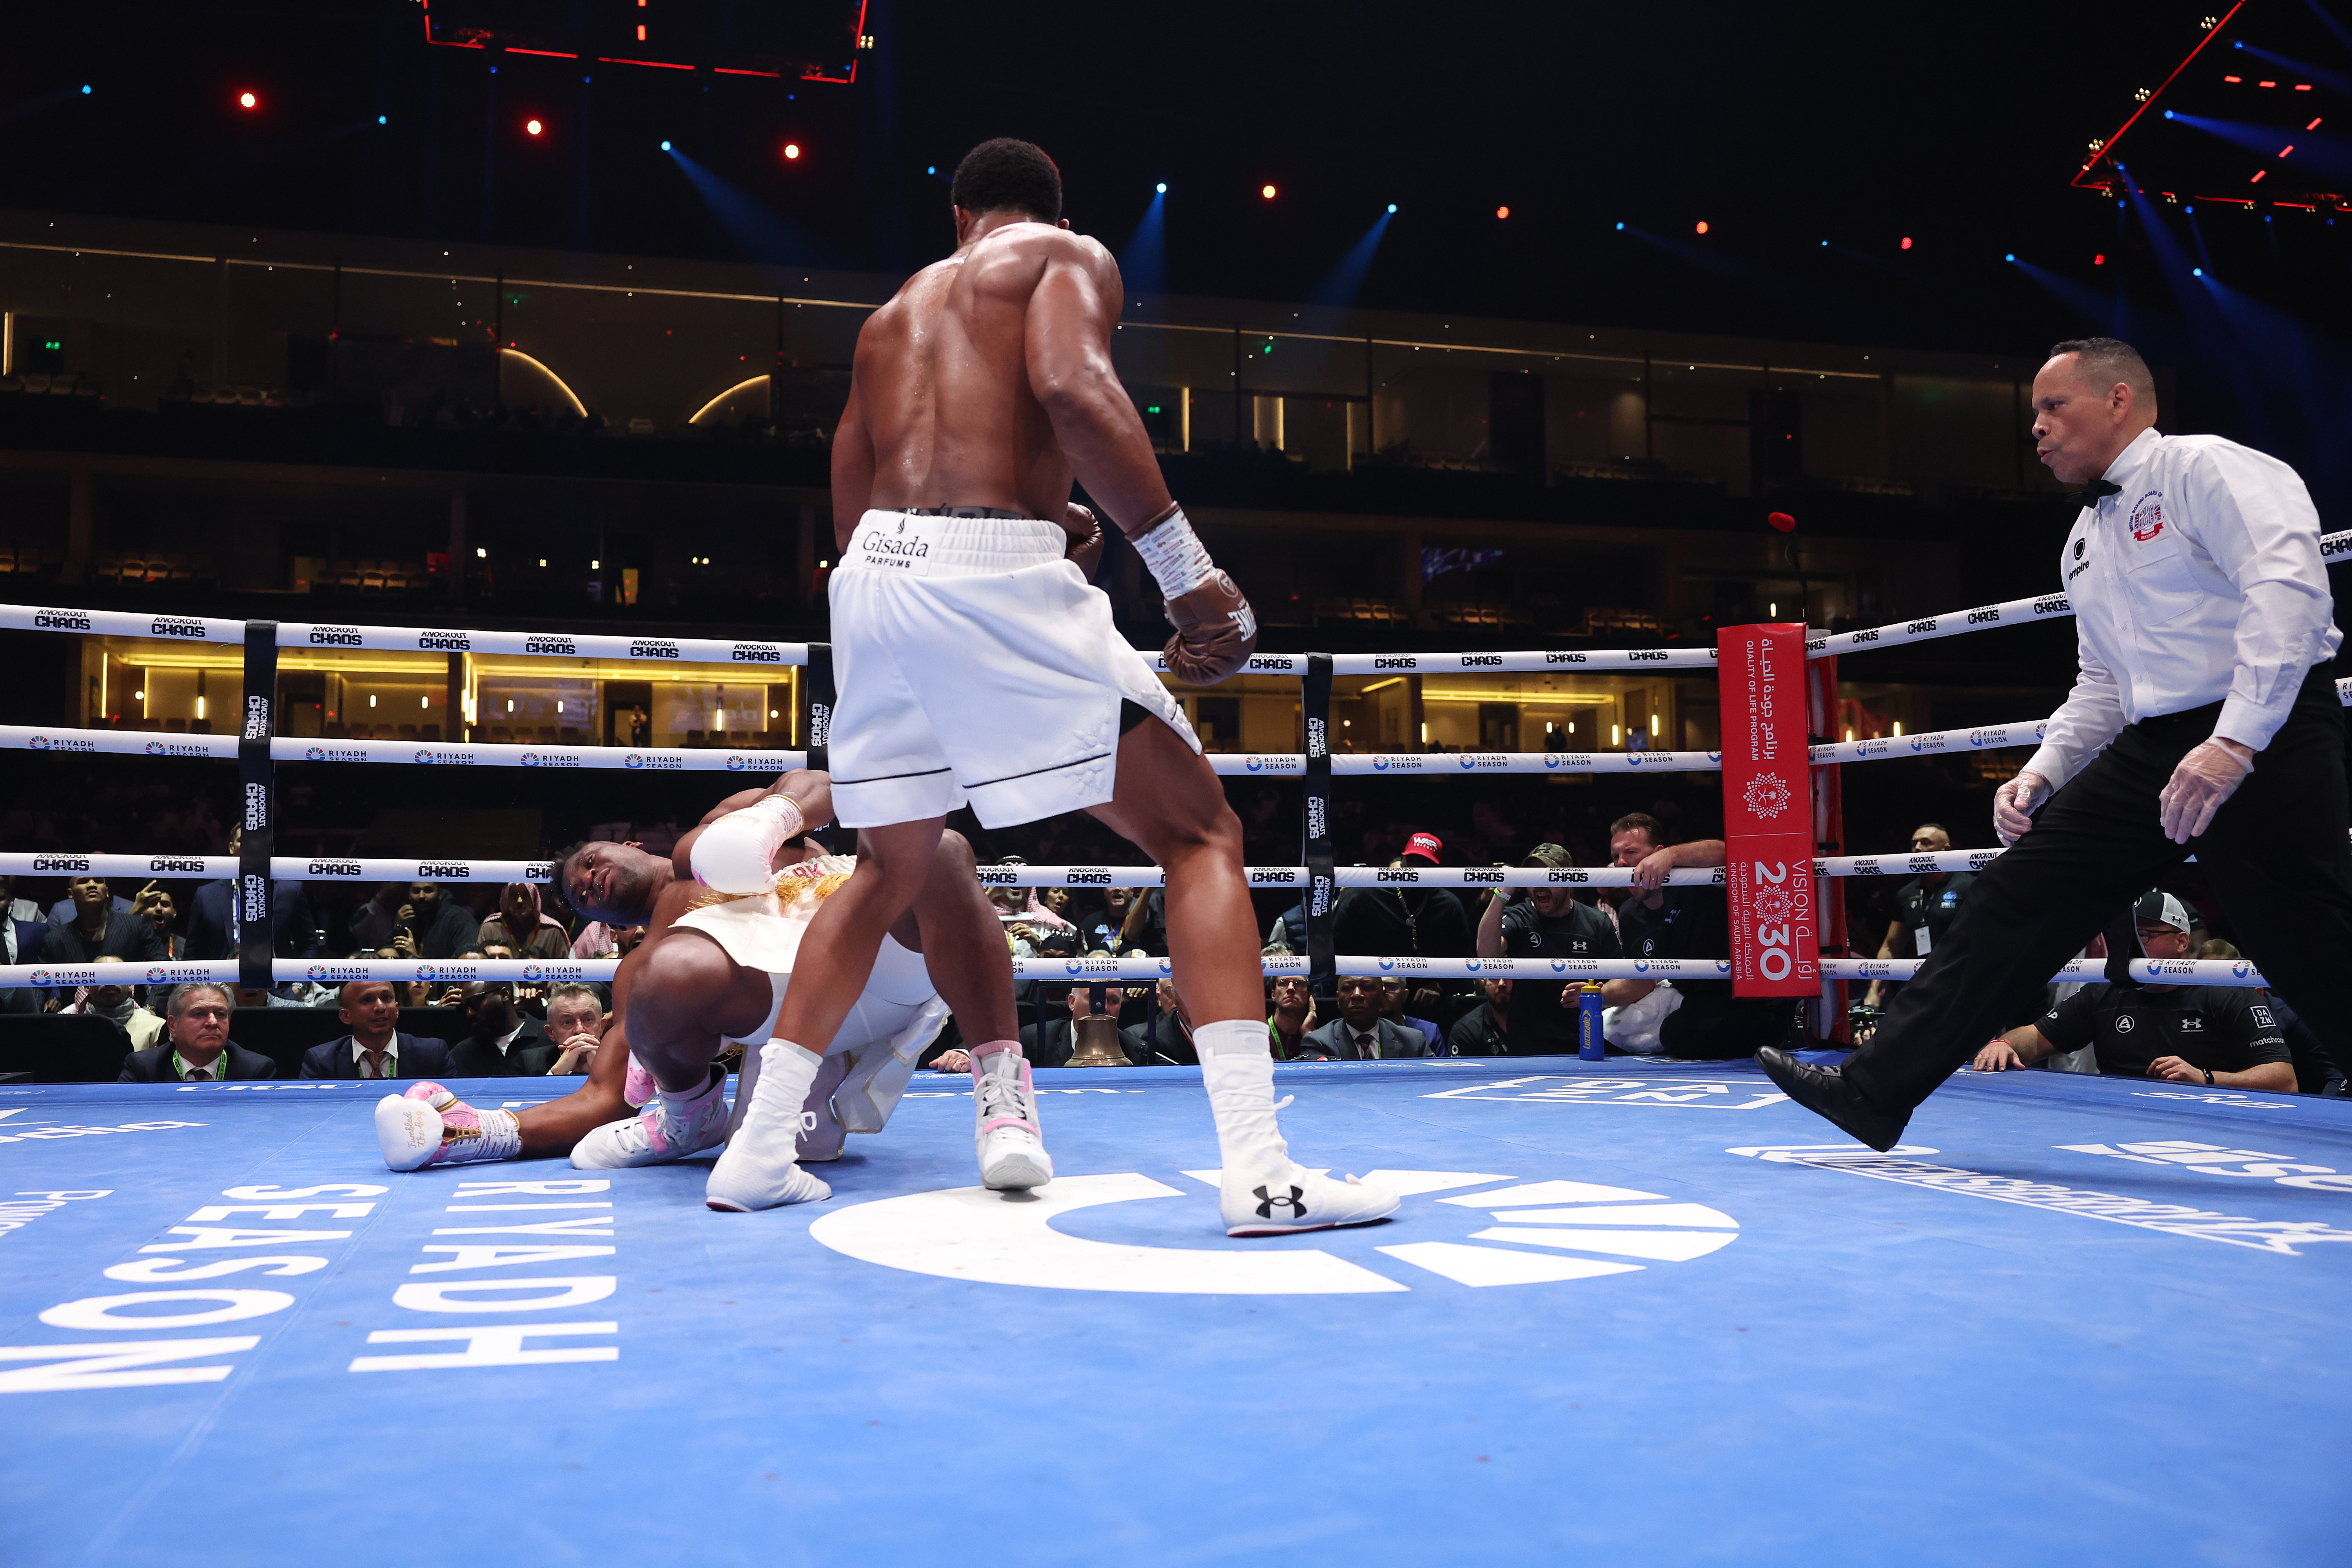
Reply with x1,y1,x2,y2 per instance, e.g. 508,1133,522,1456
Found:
1754,1045,1910,1152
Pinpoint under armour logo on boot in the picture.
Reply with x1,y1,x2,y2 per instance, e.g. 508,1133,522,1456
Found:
1253,1184,1306,1219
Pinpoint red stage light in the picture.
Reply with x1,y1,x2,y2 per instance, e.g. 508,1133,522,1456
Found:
2252,169,2268,183
2309,117,2324,131
236,90,258,110
2281,144,2295,156
2297,83,2313,91
1767,512,1796,533
1261,184,1277,199
2223,74,2241,82
1694,220,1708,234
1495,205,1509,219
783,142,801,160
2258,80,2276,88
2094,253,2106,265
526,118,544,136
1900,236,1913,250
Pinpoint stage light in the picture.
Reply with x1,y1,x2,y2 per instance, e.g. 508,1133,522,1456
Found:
1496,205,1509,219
236,90,258,111
2281,145,2295,156
1156,182,1167,193
2310,118,2324,131
783,142,801,160
377,114,387,125
660,140,671,151
1261,184,1277,199
1695,220,1708,234
927,165,936,174
2005,252,2016,261
1900,236,1913,250
2185,204,2194,213
2193,266,2204,276
80,85,91,95
2224,75,2241,82
2094,253,2105,265
526,118,544,136
1615,221,1624,230
2259,80,2276,88
2165,109,2175,118
1387,203,1397,213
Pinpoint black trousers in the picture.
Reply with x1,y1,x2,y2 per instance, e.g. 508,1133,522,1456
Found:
1845,662,2352,1112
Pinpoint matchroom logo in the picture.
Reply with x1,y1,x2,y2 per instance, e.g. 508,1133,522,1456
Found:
808,1171,1739,1294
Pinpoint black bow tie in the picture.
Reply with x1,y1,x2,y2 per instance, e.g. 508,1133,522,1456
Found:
2074,479,2122,505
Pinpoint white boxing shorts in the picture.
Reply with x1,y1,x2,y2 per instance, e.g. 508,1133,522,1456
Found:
825,509,1199,829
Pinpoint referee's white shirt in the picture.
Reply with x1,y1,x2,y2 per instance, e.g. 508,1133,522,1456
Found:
2023,427,2341,789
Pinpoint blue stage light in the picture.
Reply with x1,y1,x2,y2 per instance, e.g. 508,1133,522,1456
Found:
2005,252,2016,261
2185,204,2195,213
1158,183,1169,194
1614,221,1624,231
377,114,387,125
927,165,936,174
2165,110,2175,118
80,84,91,95
2193,266,2204,276
1387,203,1397,213
661,140,672,152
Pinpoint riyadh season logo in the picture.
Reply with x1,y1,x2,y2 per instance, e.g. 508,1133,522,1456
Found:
29,969,53,985
145,741,168,756
1064,960,1085,976
1707,750,1724,763
625,754,646,770
307,964,332,982
1627,754,1645,767
1551,960,1569,973
522,962,544,981
1378,956,1397,971
1715,960,1732,975
1742,772,1795,820
1464,958,1483,973
146,967,170,982
1244,755,1265,773
1372,757,1391,771
414,965,438,982
29,735,51,751
1158,959,1173,976
413,749,434,764
725,755,747,771
1459,756,1478,771
305,746,327,761
2232,962,2253,980
521,752,541,768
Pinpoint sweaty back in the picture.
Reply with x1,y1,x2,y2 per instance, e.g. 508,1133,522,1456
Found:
854,222,1098,518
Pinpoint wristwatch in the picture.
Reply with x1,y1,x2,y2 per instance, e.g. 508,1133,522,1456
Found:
2203,1068,2215,1086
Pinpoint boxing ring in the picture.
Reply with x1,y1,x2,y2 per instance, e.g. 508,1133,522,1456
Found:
4,566,2351,1564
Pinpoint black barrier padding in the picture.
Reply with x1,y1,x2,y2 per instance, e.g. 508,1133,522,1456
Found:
1302,652,1336,987
803,641,833,774
238,621,279,991
0,1013,138,1083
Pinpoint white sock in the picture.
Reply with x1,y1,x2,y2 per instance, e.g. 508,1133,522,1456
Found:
752,1040,821,1134
1194,1019,1271,1059
1195,1021,1292,1178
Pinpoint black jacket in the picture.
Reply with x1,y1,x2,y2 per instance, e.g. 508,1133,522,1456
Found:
299,1032,454,1080
187,877,317,962
119,1041,279,1082
40,912,167,966
446,1017,557,1077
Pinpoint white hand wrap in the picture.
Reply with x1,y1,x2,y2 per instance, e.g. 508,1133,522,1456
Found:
689,795,804,893
1130,505,1215,599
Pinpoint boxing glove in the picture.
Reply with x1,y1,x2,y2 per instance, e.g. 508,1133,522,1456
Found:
1061,503,1105,583
1162,571,1259,686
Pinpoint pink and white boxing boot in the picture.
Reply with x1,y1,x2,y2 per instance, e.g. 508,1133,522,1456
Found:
970,1040,1052,1191
572,1065,732,1171
376,1082,523,1172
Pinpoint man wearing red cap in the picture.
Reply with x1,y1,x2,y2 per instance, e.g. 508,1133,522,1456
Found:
1334,831,1475,976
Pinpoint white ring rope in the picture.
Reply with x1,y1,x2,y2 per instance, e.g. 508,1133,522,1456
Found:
1,726,808,774
0,605,808,666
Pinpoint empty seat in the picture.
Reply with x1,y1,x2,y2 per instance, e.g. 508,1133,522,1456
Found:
418,724,440,742
488,726,513,743
535,726,556,743
396,724,418,740
163,717,186,732
347,724,372,739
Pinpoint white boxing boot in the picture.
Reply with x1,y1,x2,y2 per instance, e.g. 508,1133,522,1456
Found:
705,1039,833,1211
969,1040,1052,1191
572,1065,732,1170
797,1049,851,1163
1196,1022,1397,1236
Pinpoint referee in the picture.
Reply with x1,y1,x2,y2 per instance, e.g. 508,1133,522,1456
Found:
1761,337,2352,1148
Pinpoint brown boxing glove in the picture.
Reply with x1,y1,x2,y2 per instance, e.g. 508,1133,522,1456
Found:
1161,570,1259,686
1059,503,1105,583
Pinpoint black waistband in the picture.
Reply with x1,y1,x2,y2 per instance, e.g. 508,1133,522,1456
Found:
899,506,1035,520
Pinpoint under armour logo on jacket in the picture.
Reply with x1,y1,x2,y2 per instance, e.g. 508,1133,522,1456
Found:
1254,1184,1306,1219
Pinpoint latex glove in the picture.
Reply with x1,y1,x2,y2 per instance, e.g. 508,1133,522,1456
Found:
2157,739,2253,844
1992,769,2051,846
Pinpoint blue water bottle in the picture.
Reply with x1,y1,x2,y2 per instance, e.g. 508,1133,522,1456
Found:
1577,983,1606,1060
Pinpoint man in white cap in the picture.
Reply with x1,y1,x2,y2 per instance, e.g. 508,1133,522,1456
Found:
1970,890,2294,1092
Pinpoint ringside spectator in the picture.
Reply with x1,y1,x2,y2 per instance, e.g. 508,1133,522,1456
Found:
1475,842,1622,1054
1601,813,1783,1059
1300,975,1432,1060
40,877,166,967
118,982,277,1082
445,981,557,1076
1446,977,1518,1057
571,920,647,960
186,827,316,961
1267,971,1318,1060
544,983,608,1076
298,980,452,1080
476,882,572,960
0,877,43,1014
59,958,164,1050
1334,832,1474,966
131,884,186,960
1862,824,1977,1009
1378,978,1440,1054
1972,892,2295,1091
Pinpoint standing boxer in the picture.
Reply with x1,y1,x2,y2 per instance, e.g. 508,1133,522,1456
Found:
732,137,1394,1233
1760,337,2352,1148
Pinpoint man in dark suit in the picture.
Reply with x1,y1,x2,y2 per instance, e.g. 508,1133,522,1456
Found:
186,827,316,962
41,876,167,967
299,980,451,1081
444,980,557,1076
0,875,44,1014
1299,975,1433,1060
119,982,278,1082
